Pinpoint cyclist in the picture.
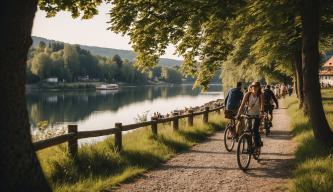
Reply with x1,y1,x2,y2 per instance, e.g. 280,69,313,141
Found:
224,82,244,136
263,85,279,129
235,81,264,150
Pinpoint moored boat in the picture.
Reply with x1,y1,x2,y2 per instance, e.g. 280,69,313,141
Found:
96,84,119,90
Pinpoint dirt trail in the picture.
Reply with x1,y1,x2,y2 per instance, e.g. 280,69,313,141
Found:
114,106,296,192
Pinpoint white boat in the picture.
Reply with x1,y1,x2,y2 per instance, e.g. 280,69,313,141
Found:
96,84,119,90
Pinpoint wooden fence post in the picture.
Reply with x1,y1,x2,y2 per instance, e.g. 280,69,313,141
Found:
68,124,78,157
217,106,221,114
203,106,209,124
172,113,179,131
151,117,158,135
115,123,122,152
187,109,194,127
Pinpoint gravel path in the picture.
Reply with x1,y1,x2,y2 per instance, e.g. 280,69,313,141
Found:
114,106,296,192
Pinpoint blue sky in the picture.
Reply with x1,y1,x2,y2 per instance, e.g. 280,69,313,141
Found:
32,4,180,60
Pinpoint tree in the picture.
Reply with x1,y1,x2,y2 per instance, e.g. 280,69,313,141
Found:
161,67,182,84
31,52,52,79
38,40,46,51
108,0,333,146
1,0,103,190
300,0,333,145
49,42,64,52
111,54,123,81
63,44,80,81
109,0,239,87
0,0,51,191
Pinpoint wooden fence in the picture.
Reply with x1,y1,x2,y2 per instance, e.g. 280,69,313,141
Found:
33,103,224,157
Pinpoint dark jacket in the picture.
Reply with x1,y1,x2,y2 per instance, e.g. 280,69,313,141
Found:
263,88,278,107
224,88,243,110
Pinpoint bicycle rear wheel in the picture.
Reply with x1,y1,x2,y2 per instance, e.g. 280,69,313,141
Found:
224,125,235,152
237,134,251,170
264,119,270,136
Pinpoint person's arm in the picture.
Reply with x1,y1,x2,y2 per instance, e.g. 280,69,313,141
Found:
236,92,249,118
260,93,264,113
224,91,230,107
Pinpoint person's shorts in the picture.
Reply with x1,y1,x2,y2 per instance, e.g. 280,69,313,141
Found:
264,105,274,115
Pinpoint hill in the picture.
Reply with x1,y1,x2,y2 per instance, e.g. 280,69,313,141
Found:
31,36,182,67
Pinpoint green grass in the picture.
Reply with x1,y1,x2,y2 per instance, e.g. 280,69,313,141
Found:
37,113,226,192
284,89,333,192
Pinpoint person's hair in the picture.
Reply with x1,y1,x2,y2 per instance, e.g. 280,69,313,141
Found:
266,84,271,89
236,82,242,88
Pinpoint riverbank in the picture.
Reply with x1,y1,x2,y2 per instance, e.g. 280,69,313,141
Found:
37,112,226,191
26,81,202,91
284,89,333,192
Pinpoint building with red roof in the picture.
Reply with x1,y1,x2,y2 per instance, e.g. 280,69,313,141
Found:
319,56,333,87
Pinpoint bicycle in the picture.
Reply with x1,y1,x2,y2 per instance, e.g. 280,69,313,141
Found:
261,112,271,136
236,114,262,171
224,118,236,152
224,117,245,152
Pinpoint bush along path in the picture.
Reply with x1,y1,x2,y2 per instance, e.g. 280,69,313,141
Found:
113,104,296,192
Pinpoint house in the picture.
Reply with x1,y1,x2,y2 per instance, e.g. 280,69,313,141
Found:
45,77,58,83
319,56,333,87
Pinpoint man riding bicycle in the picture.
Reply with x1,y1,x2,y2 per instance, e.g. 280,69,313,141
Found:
224,82,244,136
263,85,279,130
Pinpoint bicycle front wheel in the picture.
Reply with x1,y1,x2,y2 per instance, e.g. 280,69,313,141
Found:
237,134,251,170
224,125,235,152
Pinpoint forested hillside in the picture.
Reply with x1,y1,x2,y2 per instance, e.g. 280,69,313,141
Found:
32,36,183,68
26,41,202,85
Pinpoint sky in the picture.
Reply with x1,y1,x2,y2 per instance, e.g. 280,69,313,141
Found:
32,4,181,60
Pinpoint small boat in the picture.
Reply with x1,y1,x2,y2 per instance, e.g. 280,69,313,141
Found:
96,84,119,90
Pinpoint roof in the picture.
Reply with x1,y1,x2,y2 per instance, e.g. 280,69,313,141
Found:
322,56,333,67
320,56,333,76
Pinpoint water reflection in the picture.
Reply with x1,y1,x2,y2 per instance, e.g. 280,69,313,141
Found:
26,85,223,132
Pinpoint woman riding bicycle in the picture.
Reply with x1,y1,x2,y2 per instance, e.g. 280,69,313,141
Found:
235,81,264,150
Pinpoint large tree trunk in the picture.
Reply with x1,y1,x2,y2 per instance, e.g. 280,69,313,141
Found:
301,0,333,146
0,1,51,191
293,47,305,110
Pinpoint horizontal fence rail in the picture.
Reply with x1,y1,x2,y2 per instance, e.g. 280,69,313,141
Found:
33,100,224,157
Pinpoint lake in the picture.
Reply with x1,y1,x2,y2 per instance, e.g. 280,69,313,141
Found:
27,84,224,142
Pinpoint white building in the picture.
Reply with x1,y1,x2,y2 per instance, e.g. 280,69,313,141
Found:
320,56,333,87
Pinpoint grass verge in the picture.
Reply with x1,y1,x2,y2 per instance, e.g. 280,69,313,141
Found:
284,89,333,192
37,112,226,192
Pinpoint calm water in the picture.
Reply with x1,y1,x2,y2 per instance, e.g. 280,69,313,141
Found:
27,84,223,140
